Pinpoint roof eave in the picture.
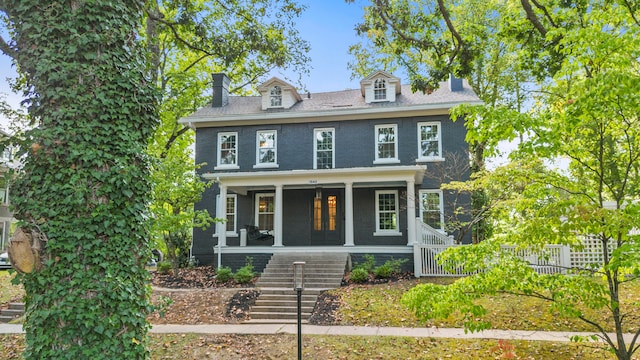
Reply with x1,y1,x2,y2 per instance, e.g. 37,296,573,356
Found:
180,100,484,128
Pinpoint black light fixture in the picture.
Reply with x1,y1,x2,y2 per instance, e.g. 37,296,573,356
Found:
293,261,305,360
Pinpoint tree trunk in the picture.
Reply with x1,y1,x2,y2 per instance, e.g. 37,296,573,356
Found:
1,1,158,358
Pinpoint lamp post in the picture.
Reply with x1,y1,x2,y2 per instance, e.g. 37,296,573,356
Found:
293,261,305,360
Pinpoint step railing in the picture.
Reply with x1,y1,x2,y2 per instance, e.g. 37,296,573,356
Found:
415,218,454,245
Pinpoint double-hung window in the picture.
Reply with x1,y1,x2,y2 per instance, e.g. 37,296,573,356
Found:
420,190,444,230
374,190,401,235
256,193,275,231
374,124,399,164
374,79,387,100
216,132,239,169
417,121,443,161
270,86,282,107
314,128,334,169
255,130,277,168
224,194,237,233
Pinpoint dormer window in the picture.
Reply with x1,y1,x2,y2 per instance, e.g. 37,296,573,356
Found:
270,86,282,107
360,71,400,104
258,77,302,110
374,79,387,100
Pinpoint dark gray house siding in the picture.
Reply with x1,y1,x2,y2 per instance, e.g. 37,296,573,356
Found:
184,72,481,268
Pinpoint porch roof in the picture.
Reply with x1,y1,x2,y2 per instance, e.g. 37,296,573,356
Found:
202,165,426,195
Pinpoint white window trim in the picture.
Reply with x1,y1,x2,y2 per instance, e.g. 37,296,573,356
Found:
419,189,445,232
215,131,240,170
373,78,387,102
216,194,238,236
416,121,445,162
255,193,275,231
374,190,402,236
254,130,279,169
313,128,335,170
373,124,400,164
270,86,283,108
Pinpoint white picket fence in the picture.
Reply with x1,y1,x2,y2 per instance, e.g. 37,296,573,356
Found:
413,223,617,277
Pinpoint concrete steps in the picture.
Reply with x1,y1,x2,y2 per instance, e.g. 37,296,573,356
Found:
248,253,347,323
0,302,24,323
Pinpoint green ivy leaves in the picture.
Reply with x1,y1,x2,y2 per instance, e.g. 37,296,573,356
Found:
2,1,158,359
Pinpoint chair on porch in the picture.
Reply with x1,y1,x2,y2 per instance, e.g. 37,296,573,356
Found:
245,225,274,242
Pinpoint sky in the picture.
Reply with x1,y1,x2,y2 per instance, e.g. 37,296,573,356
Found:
0,0,370,131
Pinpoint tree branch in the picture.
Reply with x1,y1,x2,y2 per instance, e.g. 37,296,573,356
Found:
520,0,548,36
0,35,17,59
145,9,214,57
436,0,464,65
160,124,191,159
372,0,441,56
621,0,640,27
530,0,558,28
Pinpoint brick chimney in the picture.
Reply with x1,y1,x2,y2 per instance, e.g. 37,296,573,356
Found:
212,73,230,107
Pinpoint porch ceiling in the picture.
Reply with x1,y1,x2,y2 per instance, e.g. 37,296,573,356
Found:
202,165,426,192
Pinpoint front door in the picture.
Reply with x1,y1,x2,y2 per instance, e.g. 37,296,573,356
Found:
310,189,343,245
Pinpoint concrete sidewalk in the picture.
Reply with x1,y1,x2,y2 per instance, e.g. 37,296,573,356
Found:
1,323,634,343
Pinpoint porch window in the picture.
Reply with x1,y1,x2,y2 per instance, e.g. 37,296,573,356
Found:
417,122,442,161
314,128,334,169
256,130,277,167
256,193,275,231
375,190,401,235
374,124,399,164
374,79,387,100
216,132,239,169
420,190,444,230
225,194,237,233
270,86,282,107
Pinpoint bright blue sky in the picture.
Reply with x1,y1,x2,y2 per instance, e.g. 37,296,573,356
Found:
0,1,370,131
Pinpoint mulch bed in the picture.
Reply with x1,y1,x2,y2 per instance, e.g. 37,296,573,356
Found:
150,266,256,289
150,266,412,325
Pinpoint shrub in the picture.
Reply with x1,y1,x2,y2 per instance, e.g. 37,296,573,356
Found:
374,263,393,278
374,258,408,279
349,267,369,283
157,261,172,274
354,254,376,273
234,257,255,284
216,266,233,282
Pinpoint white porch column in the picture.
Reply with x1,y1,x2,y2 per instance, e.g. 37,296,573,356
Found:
344,181,354,246
217,184,227,247
273,184,284,247
406,180,416,246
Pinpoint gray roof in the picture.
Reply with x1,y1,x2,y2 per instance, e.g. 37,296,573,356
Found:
181,80,481,126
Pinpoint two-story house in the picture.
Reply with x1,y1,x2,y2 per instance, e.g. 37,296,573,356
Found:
180,71,481,271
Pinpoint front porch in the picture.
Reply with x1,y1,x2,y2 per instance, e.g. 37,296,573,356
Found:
204,165,427,250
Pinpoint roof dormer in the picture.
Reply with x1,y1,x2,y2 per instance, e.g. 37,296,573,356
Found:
360,71,401,103
257,77,302,110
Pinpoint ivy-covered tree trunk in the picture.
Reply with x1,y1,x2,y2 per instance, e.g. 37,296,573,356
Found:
0,1,157,359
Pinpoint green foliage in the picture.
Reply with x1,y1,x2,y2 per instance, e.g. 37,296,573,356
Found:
157,261,172,275
354,1,640,359
215,266,233,283
353,254,376,273
374,258,408,279
0,1,159,358
233,257,255,284
349,268,369,283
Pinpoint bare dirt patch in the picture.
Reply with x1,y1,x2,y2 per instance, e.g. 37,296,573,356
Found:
149,267,261,324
